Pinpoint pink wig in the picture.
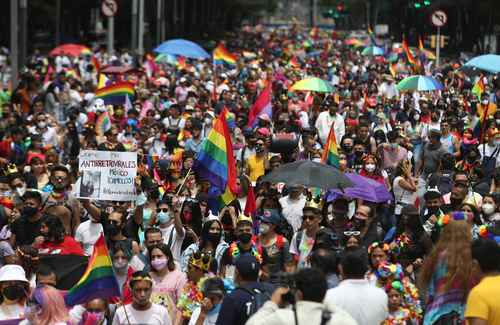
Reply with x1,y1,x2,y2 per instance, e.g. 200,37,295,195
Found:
31,285,70,325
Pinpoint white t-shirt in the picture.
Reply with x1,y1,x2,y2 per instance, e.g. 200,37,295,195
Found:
324,279,388,325
0,303,25,320
187,306,218,325
478,143,500,168
75,220,104,256
112,303,171,325
289,231,314,268
392,176,417,206
279,195,306,232
160,224,185,264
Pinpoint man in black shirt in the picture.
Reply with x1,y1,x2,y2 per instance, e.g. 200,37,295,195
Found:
11,190,44,246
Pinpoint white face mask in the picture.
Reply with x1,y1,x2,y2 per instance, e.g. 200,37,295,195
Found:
496,119,500,125
37,121,47,129
365,164,376,172
482,203,495,216
414,114,420,121
482,99,489,105
16,186,26,197
259,223,271,234
312,157,322,163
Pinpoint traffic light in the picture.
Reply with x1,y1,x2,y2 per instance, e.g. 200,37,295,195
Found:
414,2,421,8
423,0,431,5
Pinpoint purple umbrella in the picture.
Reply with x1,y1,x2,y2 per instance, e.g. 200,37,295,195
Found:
326,173,393,203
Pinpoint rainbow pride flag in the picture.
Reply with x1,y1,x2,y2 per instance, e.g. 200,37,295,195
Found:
225,110,236,129
247,82,272,127
402,38,417,66
389,62,397,78
213,44,237,66
65,234,120,306
195,108,237,194
289,56,300,69
95,82,134,105
321,123,340,168
96,111,112,136
472,75,485,99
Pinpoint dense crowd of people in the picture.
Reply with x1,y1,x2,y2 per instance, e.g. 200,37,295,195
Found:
0,24,497,325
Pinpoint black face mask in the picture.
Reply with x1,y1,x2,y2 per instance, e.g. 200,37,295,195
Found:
237,232,252,244
22,206,38,218
107,223,121,236
206,233,221,245
3,285,24,301
426,206,440,216
52,182,67,191
354,150,364,158
342,145,353,153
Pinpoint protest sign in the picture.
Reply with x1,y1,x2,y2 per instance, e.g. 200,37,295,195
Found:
75,150,137,201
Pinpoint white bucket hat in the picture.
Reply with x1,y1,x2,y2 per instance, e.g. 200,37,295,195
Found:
0,265,29,283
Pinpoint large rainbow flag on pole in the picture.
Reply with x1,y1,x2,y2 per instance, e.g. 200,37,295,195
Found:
65,234,120,306
321,123,340,168
402,38,417,66
95,82,135,105
213,44,237,66
195,108,238,195
472,75,485,99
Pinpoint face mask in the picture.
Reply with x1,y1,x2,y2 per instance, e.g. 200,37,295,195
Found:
16,186,26,197
204,118,212,125
414,114,420,121
107,223,120,236
142,209,153,225
207,302,222,316
312,157,322,163
157,211,171,224
3,285,24,301
22,206,38,218
206,232,221,244
37,121,47,129
391,143,399,149
496,119,500,125
259,223,271,234
151,257,168,271
82,311,105,324
342,145,353,153
482,203,495,215
154,114,161,121
113,259,128,272
365,164,376,172
183,210,192,223
52,181,67,191
237,232,252,244
354,150,364,158
482,99,489,105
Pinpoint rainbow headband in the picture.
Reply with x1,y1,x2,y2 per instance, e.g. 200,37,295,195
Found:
437,211,474,226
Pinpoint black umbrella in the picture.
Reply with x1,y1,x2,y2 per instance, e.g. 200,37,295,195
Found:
261,160,352,190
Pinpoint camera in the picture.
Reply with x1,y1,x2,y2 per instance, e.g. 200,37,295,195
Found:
276,272,296,305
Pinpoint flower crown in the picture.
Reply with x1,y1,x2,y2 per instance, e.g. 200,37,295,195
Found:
478,225,500,243
437,211,474,227
188,252,213,272
368,242,390,255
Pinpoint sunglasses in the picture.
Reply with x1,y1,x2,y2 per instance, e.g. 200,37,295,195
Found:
303,215,317,221
344,230,361,236
157,208,169,213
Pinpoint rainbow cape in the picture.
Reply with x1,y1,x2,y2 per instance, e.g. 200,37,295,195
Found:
65,234,120,306
213,44,237,66
96,111,112,136
95,82,134,105
321,123,340,168
194,108,237,194
247,82,272,127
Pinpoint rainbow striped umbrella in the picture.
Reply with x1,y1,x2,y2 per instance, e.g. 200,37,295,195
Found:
396,75,443,92
50,44,92,57
290,77,334,93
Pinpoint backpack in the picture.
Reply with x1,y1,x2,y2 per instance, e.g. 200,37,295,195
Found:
238,286,271,317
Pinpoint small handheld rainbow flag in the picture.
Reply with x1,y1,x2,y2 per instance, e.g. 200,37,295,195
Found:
96,111,112,136
247,82,272,127
402,38,417,66
472,75,485,99
389,62,397,78
95,82,134,105
65,234,120,306
321,123,340,168
213,44,237,66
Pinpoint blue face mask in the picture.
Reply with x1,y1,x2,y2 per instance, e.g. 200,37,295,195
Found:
157,211,171,224
207,302,222,316
143,208,153,224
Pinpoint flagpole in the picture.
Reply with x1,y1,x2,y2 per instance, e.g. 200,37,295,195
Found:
212,57,217,107
176,167,192,196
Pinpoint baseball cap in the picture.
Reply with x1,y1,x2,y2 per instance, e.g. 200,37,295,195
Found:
424,187,442,201
235,254,260,279
259,209,281,225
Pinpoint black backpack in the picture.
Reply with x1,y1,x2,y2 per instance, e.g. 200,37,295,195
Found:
238,286,271,317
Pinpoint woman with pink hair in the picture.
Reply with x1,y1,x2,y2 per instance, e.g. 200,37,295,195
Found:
23,285,70,325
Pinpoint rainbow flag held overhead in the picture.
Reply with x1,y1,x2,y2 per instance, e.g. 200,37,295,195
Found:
472,75,485,99
321,123,340,168
195,108,238,195
402,38,417,66
418,36,436,60
95,82,134,105
289,56,300,69
247,82,272,127
389,62,397,78
225,110,236,129
213,44,237,66
65,234,120,306
95,111,112,136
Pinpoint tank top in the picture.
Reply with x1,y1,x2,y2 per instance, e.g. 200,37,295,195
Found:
441,134,455,154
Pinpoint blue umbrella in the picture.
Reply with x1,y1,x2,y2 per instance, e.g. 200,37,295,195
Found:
463,54,500,74
154,39,210,59
326,173,393,203
362,45,385,56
